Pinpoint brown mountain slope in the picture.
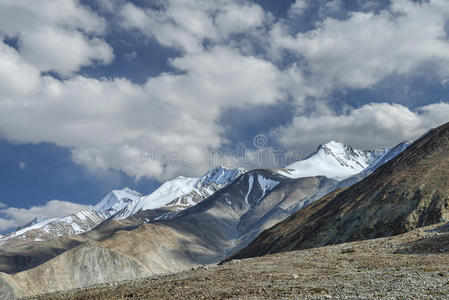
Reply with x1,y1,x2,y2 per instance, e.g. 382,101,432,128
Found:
229,121,449,260
29,222,449,299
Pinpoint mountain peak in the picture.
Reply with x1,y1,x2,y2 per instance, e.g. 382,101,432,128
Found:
196,166,246,188
15,216,48,231
316,141,358,157
112,187,142,196
29,216,46,225
93,187,142,218
231,121,449,260
319,140,345,149
283,141,388,180
90,166,247,220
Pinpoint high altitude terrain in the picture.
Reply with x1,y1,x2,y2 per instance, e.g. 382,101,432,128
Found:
0,140,410,298
231,121,449,259
30,222,449,299
28,121,449,299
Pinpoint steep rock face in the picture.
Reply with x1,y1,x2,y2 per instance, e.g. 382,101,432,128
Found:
229,122,449,260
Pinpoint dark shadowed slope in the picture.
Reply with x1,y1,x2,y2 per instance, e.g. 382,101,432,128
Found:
230,121,449,260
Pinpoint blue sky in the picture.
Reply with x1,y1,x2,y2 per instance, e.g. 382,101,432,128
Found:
1,0,449,232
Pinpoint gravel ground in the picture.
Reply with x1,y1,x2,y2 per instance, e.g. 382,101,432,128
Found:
26,223,449,299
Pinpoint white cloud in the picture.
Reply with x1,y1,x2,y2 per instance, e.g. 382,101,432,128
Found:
215,3,267,38
120,0,270,53
275,102,449,155
0,0,113,75
289,0,309,17
0,42,40,96
0,200,91,232
0,0,448,183
0,41,297,180
120,2,217,53
271,0,449,89
20,29,113,76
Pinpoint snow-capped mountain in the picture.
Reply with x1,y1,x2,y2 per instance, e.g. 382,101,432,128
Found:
0,140,412,295
93,166,247,220
164,166,247,208
0,141,408,251
334,141,411,190
280,141,389,180
0,166,246,247
169,169,338,259
93,187,144,220
362,141,411,174
0,209,104,247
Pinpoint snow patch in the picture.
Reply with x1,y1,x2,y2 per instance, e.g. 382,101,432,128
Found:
245,175,254,205
8,218,58,238
256,175,279,204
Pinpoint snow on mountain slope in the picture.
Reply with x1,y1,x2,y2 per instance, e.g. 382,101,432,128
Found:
93,188,143,219
163,167,247,209
363,141,411,174
242,174,280,207
0,167,246,248
281,141,389,180
256,175,279,205
93,166,247,220
138,177,199,211
7,217,58,238
0,139,403,248
0,209,105,247
334,141,411,190
196,167,246,186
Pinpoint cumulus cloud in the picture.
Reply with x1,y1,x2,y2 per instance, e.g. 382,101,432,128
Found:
120,0,270,53
0,40,300,180
271,0,449,89
0,0,113,75
0,200,91,232
275,102,449,155
0,42,40,96
0,0,449,182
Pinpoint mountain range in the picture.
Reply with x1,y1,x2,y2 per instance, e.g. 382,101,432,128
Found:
0,166,246,249
0,139,417,298
229,122,449,260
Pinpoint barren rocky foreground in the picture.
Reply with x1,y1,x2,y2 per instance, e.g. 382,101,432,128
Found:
27,222,449,299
